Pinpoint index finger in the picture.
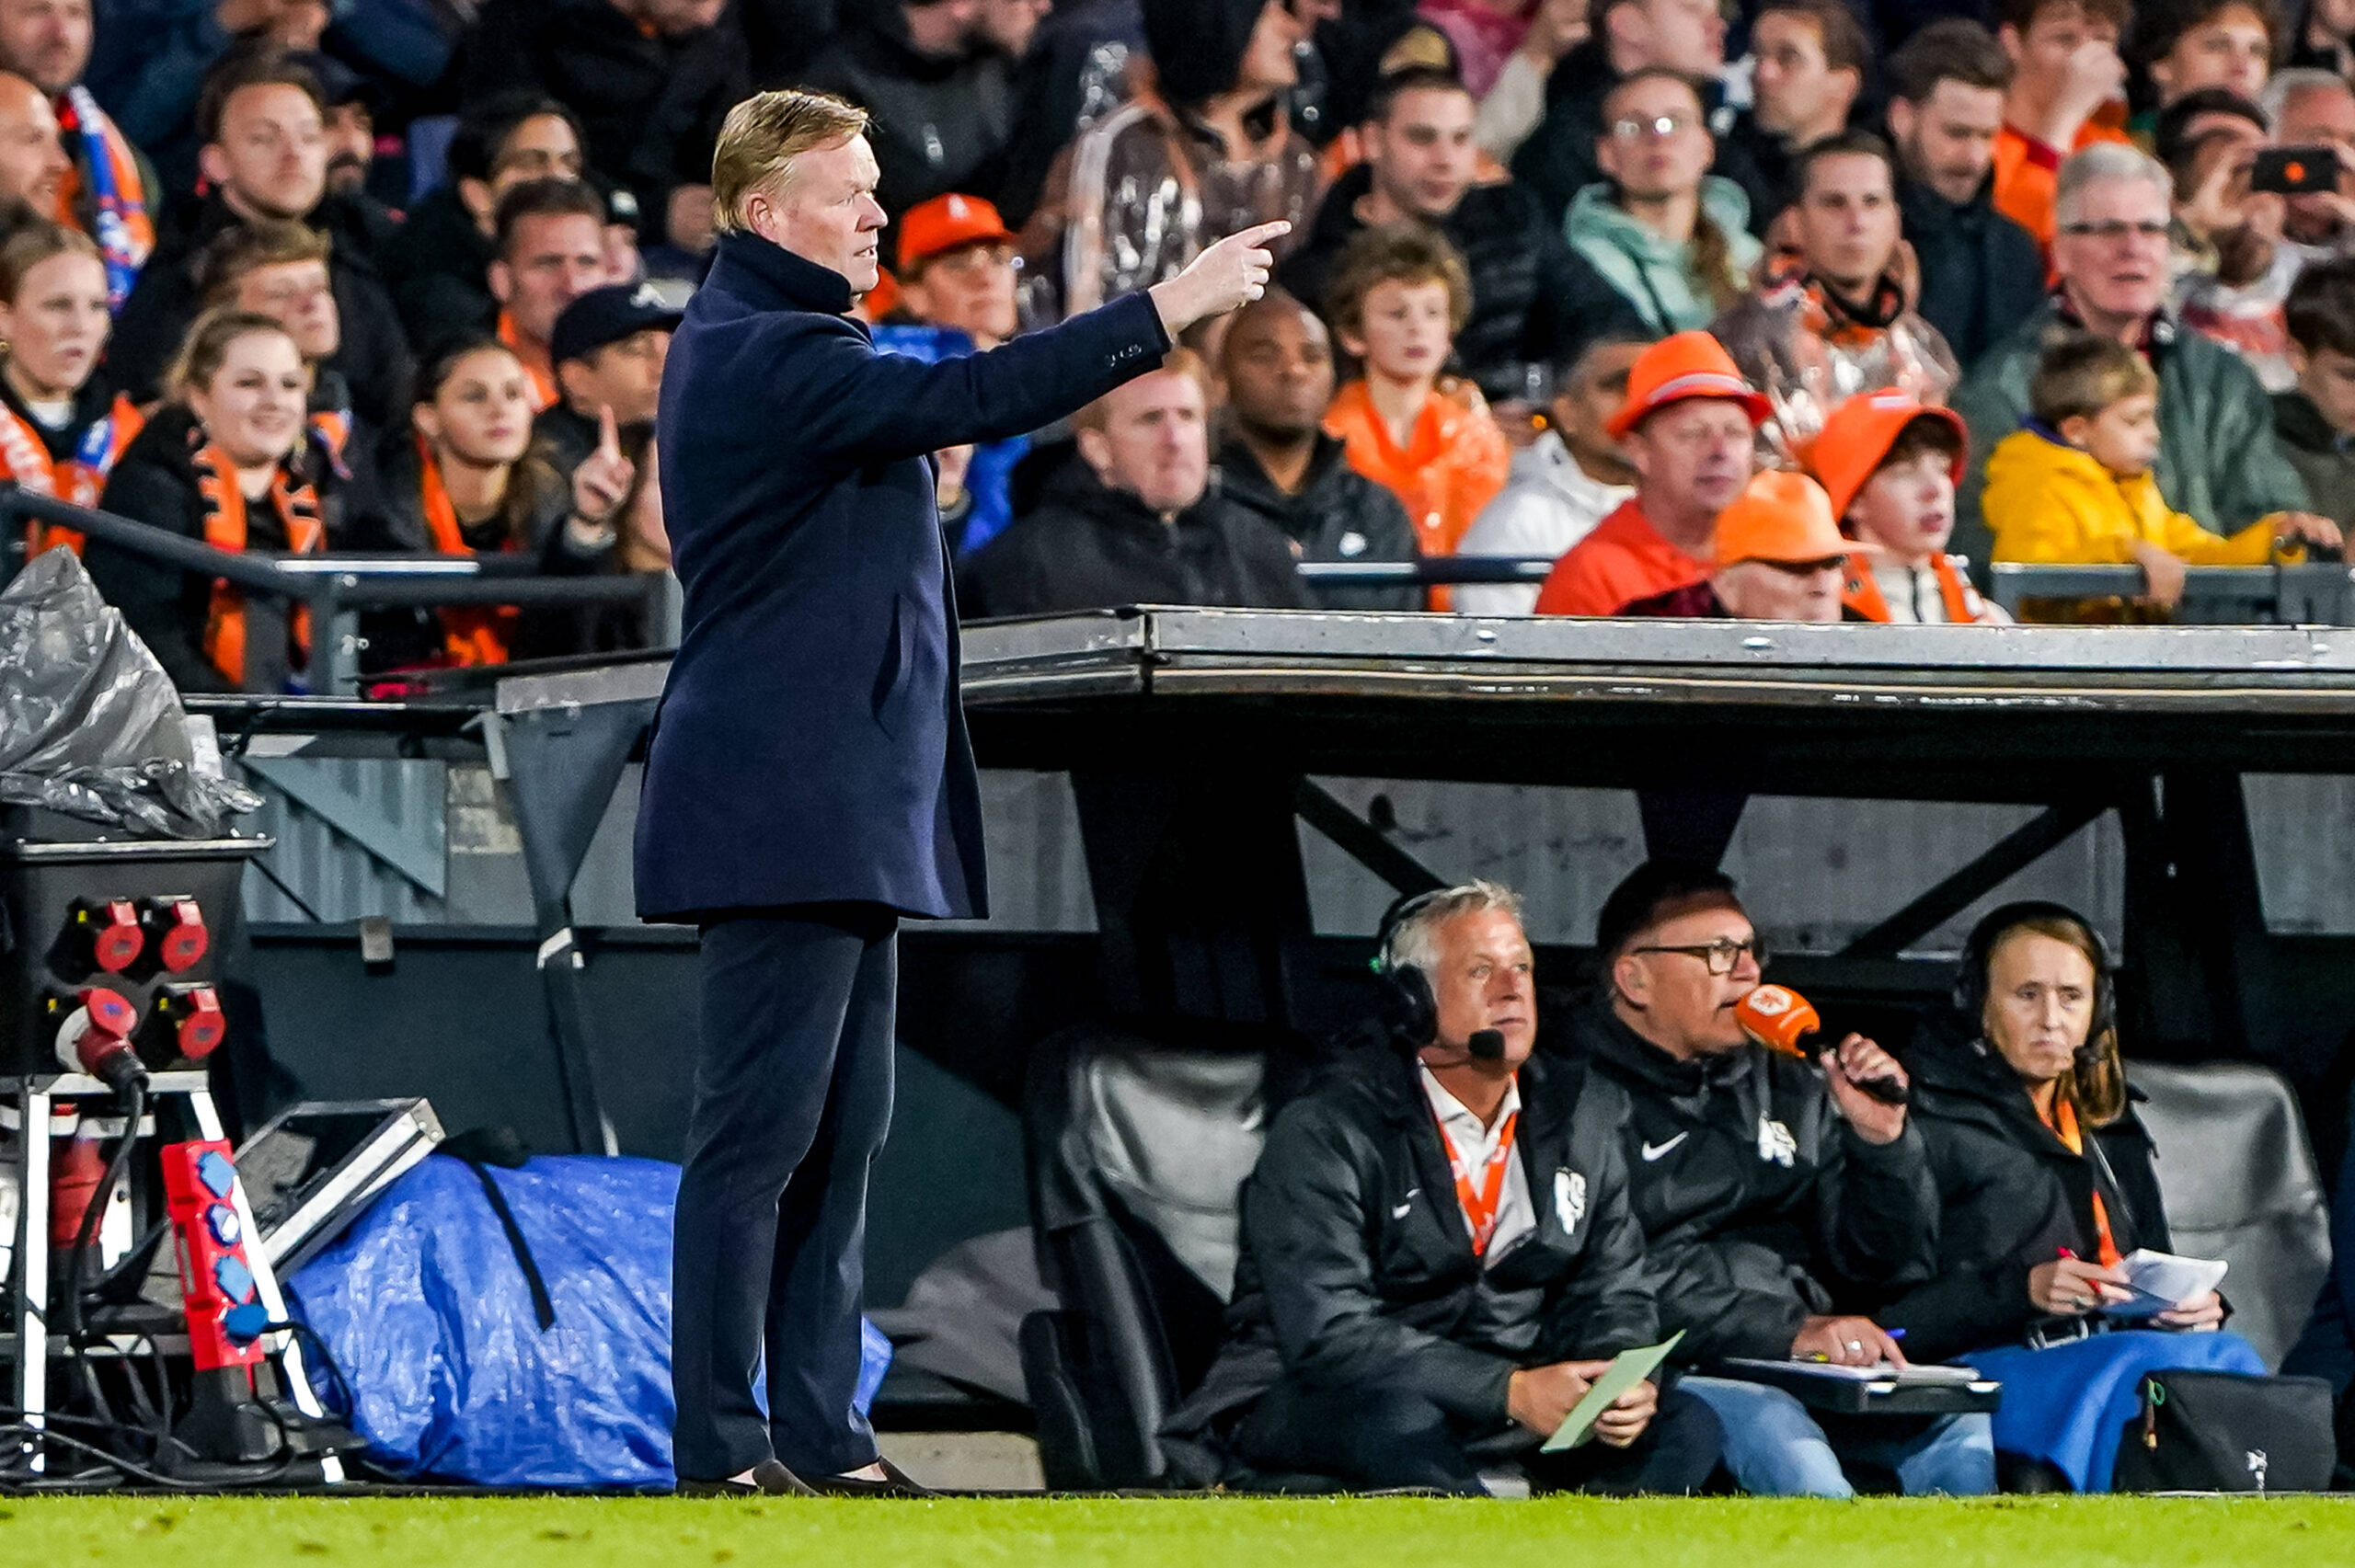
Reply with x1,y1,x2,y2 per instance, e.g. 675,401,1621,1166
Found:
1223,220,1292,249
598,403,620,456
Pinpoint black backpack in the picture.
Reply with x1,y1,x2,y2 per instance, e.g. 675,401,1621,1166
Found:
2110,1371,2338,1494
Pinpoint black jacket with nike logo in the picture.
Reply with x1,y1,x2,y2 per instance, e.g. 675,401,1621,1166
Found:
1162,1045,1657,1471
1567,1007,1940,1365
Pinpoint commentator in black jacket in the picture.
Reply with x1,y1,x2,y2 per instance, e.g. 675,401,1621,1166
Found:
1567,861,1993,1497
1875,903,2226,1363
639,87,1284,1497
1163,882,1723,1495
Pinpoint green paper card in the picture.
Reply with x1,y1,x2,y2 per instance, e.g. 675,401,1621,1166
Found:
1540,1331,1685,1453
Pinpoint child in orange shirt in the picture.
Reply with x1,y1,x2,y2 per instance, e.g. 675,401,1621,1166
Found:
1319,224,1511,601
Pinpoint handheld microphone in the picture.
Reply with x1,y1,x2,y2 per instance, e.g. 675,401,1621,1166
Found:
1734,985,1908,1105
1467,1029,1507,1062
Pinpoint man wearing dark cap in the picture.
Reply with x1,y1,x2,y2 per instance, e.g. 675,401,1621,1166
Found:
535,280,684,490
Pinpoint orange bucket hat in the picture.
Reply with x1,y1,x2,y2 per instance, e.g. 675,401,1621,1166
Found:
1605,331,1773,440
1712,471,1854,567
1808,392,1968,519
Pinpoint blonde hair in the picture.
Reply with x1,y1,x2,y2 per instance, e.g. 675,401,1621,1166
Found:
710,89,871,235
165,308,301,405
2029,332,2157,427
1984,915,2126,1127
0,223,100,304
1072,347,1212,433
198,219,331,307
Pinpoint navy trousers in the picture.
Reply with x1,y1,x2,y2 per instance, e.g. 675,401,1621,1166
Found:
671,904,897,1482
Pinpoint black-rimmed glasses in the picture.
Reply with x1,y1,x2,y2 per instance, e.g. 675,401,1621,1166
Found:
1629,936,1766,975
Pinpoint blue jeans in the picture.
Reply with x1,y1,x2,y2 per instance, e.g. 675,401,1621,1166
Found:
1679,1376,1996,1497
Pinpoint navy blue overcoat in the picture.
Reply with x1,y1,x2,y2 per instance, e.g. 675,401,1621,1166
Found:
635,232,1170,921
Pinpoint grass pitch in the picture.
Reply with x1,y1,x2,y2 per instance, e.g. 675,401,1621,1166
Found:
0,1494,2351,1567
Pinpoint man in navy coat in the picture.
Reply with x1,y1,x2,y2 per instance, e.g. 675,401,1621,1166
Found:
638,87,1283,1496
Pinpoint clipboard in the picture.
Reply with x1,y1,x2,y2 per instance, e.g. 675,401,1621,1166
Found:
1540,1331,1684,1452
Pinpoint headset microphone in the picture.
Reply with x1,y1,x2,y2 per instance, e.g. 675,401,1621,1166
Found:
1467,1029,1506,1063
1734,984,1908,1106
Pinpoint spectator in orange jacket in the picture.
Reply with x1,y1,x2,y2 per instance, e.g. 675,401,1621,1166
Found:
1993,0,2134,249
1534,330,1768,616
1320,223,1511,603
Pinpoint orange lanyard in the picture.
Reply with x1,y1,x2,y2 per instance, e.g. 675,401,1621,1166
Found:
497,312,557,411
2041,1094,2123,1267
1434,1106,1519,1256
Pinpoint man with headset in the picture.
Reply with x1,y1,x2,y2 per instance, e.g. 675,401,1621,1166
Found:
1567,859,1996,1496
1162,880,1724,1494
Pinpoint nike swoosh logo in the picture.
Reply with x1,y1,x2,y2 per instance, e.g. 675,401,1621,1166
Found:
1391,1188,1419,1219
1640,1133,1690,1162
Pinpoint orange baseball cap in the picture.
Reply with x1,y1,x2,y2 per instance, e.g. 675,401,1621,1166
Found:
1808,392,1968,519
897,192,1017,273
1712,471,1854,567
1605,330,1773,440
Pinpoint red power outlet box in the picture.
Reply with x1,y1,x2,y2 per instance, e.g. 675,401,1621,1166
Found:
160,1140,263,1373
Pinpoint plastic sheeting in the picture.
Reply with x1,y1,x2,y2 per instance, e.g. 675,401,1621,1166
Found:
285,1153,892,1488
0,547,258,836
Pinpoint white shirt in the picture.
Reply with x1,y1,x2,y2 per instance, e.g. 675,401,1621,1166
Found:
1419,1064,1534,1266
1453,433,1635,616
1872,561,1952,624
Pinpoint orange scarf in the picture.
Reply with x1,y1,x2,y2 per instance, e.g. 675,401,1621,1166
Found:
0,392,143,555
415,434,521,667
195,442,324,687
2039,1093,2124,1268
497,312,558,412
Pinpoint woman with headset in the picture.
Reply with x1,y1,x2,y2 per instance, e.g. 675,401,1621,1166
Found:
1876,902,2228,1361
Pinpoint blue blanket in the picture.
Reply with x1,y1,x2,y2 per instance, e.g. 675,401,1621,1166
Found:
287,1153,891,1488
1967,1330,2265,1491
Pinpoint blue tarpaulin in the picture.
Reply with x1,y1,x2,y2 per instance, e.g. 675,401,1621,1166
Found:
286,1153,891,1487
1967,1330,2265,1492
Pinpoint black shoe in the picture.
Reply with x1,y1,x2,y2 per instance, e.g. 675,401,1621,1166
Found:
677,1459,818,1496
802,1457,937,1498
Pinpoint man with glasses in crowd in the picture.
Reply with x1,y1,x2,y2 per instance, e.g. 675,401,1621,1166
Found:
1951,140,2315,571
1566,860,1993,1497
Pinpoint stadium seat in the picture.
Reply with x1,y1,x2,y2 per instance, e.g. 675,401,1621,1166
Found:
1018,1020,1315,1490
2130,1060,2335,1369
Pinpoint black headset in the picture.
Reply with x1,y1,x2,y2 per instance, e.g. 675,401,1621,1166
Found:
1371,886,1511,1061
1372,887,1449,1049
1953,900,2117,1056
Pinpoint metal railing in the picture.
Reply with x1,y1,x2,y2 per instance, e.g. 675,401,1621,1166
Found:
1,489,678,694
1297,556,1555,587
1302,556,2355,625
1987,561,2355,624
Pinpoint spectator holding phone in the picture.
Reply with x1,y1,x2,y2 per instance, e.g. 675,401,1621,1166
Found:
2264,68,2355,258
2165,117,2297,389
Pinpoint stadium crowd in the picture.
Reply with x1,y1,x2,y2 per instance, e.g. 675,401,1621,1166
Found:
0,0,2351,675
